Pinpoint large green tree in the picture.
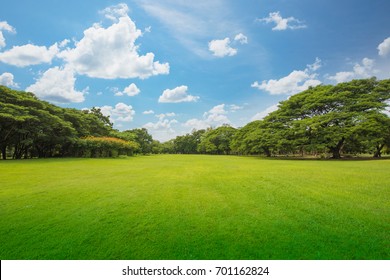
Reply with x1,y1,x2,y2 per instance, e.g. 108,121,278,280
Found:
0,86,115,159
233,78,390,158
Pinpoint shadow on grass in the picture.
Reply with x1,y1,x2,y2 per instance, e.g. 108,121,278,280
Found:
243,155,390,161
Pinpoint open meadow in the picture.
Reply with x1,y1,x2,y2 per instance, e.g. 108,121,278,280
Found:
0,155,389,260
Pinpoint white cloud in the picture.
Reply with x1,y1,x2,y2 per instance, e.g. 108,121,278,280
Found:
26,66,85,103
251,104,279,121
209,38,237,57
0,21,15,33
156,112,176,119
124,83,141,96
0,33,5,49
136,0,240,57
307,57,322,71
100,102,135,123
207,104,227,116
115,83,141,97
143,116,179,142
0,21,16,49
378,37,390,57
158,85,200,103
327,71,354,83
257,11,306,31
209,33,248,57
353,58,375,76
0,72,19,88
59,39,70,48
144,118,178,130
143,110,154,115
234,33,248,44
184,104,230,130
252,58,322,95
99,3,129,22
58,4,169,79
0,43,59,67
327,58,376,83
229,104,243,112
165,112,176,117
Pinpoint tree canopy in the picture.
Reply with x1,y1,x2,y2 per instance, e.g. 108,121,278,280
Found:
231,78,390,158
1,77,389,159
0,86,140,159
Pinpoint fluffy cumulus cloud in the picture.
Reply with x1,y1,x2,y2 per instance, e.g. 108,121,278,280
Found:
58,4,169,79
99,102,135,123
26,66,85,103
142,110,154,115
158,85,199,103
257,11,306,31
252,58,322,95
0,43,59,67
0,72,18,87
143,112,178,142
0,21,16,49
144,118,178,130
378,37,390,57
114,83,141,97
184,104,230,130
251,104,279,121
209,38,237,57
100,3,129,22
209,33,248,57
234,33,248,44
327,58,376,83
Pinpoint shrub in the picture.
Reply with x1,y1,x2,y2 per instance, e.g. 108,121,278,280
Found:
75,137,139,158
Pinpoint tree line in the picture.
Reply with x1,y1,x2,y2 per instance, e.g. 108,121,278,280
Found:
0,85,156,159
163,78,390,158
1,78,389,160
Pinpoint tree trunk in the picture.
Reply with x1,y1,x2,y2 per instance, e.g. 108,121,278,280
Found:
373,144,385,158
330,137,345,159
1,145,6,160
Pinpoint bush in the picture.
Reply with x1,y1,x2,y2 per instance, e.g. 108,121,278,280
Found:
75,137,139,158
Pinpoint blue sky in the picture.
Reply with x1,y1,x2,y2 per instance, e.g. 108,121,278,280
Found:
1,0,390,141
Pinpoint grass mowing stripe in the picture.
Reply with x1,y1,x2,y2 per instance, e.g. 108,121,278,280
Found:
0,155,389,259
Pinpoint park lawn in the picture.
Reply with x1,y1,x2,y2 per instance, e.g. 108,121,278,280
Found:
0,155,389,260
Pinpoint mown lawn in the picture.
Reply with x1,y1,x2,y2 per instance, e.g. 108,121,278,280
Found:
0,155,389,260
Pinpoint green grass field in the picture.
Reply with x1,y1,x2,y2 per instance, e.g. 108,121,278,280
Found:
0,155,389,260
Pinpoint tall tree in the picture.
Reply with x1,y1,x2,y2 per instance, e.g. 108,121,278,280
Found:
232,78,390,158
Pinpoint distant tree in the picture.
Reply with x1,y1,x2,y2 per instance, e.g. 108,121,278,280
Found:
198,125,237,155
173,129,206,154
75,136,139,158
160,140,175,154
120,128,153,154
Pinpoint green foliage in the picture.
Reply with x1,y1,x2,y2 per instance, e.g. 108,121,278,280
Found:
112,128,154,154
173,129,206,154
1,77,390,159
233,78,390,158
0,86,114,159
74,136,139,158
197,125,237,154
